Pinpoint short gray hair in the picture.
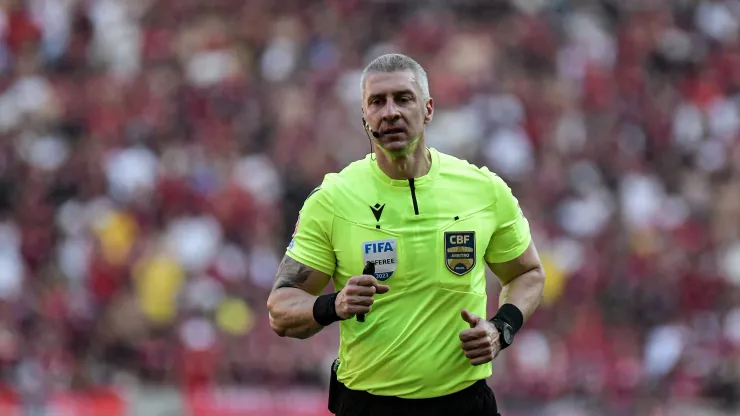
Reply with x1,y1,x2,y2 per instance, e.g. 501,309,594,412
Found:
360,53,430,101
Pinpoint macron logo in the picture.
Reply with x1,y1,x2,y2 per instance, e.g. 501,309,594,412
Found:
370,203,385,222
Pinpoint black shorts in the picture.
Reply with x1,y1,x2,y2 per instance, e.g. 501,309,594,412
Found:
328,362,500,416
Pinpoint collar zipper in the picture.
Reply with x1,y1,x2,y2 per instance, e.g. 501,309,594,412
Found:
408,178,419,215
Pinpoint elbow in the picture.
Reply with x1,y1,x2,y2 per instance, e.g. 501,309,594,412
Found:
535,266,546,303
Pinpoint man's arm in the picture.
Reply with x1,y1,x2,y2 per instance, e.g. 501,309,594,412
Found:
487,241,545,322
267,255,331,339
482,172,544,322
458,242,544,365
268,179,336,339
459,172,543,365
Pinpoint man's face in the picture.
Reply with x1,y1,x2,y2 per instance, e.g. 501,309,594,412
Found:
362,70,433,158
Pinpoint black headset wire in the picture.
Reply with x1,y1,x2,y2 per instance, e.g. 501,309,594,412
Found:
362,118,376,161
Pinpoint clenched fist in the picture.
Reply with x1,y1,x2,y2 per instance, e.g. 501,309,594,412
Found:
334,275,390,320
459,309,501,366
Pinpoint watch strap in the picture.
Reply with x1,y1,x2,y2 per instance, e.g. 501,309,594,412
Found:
490,304,523,333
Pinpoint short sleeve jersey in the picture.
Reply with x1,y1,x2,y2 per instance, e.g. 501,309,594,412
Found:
286,148,531,399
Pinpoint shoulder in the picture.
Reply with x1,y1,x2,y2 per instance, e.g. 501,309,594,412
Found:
436,150,510,203
303,155,372,206
336,155,373,181
317,155,372,194
437,150,496,182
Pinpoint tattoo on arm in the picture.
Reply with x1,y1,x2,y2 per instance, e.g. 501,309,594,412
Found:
273,256,314,290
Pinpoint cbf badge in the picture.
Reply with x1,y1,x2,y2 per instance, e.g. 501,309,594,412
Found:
445,232,476,276
361,239,397,281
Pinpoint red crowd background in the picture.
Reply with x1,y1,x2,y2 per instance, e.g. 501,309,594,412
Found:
0,0,739,414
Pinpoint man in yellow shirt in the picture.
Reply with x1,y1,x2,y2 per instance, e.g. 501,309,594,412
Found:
267,53,546,416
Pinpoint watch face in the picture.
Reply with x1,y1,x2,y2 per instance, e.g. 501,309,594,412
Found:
503,327,513,344
494,320,513,345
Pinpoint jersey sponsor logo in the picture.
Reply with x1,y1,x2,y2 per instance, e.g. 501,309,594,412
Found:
444,231,476,276
361,238,397,281
369,203,385,222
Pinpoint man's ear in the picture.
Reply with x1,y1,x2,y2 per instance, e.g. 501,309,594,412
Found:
424,97,434,124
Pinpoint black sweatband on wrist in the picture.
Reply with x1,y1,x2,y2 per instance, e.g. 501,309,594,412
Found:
490,303,524,334
313,293,343,326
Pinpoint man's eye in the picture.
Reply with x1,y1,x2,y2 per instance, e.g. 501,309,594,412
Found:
399,96,411,103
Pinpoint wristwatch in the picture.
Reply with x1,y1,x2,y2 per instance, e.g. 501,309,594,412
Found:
491,319,514,350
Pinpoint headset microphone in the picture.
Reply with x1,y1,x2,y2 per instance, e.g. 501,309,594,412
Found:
362,117,382,139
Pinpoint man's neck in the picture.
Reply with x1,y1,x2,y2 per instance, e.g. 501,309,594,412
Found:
375,143,431,180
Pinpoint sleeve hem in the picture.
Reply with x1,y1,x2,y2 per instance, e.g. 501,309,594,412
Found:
484,233,532,264
285,251,335,277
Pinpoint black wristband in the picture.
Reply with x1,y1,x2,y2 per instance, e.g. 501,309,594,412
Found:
490,303,524,334
313,293,343,326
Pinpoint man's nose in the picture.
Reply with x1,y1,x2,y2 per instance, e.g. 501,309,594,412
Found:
380,101,401,120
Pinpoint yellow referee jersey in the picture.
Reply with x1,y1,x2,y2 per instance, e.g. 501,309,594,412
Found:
286,148,531,399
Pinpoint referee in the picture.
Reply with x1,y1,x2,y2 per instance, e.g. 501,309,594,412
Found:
267,53,545,416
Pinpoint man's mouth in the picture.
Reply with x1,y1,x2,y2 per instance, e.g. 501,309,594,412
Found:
382,128,406,135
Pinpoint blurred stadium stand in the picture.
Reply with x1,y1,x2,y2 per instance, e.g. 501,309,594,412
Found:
0,0,739,414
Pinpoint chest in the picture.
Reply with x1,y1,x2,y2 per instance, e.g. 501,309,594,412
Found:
330,188,496,293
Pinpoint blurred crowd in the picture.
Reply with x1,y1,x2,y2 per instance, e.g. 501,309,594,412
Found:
1,0,740,414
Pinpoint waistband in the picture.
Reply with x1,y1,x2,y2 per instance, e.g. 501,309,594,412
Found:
337,379,490,405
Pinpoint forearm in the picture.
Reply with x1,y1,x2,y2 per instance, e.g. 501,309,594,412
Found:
268,255,332,339
498,266,545,322
267,288,324,339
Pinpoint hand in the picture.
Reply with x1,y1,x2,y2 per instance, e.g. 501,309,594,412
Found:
459,309,501,366
334,275,390,320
